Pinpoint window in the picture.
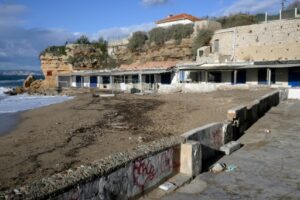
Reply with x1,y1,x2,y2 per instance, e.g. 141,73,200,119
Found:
47,71,52,76
132,75,139,83
198,50,204,57
214,39,219,53
209,72,221,83
58,76,70,87
102,76,110,84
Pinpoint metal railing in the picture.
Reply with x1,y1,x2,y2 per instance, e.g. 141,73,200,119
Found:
256,8,299,23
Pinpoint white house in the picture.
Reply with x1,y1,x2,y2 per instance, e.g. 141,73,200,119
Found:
156,13,201,27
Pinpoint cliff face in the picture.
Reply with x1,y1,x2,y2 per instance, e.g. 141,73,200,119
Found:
112,38,194,64
40,53,72,88
40,44,112,88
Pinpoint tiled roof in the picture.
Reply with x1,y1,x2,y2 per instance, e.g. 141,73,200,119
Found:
156,13,201,24
120,61,177,71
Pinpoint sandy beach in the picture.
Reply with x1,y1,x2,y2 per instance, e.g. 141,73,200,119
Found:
0,89,272,190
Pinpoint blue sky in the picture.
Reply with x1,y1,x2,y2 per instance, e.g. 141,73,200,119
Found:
0,0,284,70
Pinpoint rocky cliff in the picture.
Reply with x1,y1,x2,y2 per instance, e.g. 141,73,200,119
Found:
111,38,194,64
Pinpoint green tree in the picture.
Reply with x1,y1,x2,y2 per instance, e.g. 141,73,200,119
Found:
75,35,91,44
127,31,148,52
192,29,214,57
149,27,167,45
217,13,257,28
166,24,194,44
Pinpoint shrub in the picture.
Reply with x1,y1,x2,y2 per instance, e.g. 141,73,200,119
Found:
93,37,108,52
127,31,148,52
149,27,167,45
75,35,91,44
287,0,300,9
40,45,66,57
192,29,214,56
165,24,194,44
217,13,257,28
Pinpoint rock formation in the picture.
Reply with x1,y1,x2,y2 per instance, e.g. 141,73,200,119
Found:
23,74,35,88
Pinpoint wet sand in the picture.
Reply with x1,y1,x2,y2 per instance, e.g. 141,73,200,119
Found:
0,113,19,136
0,89,273,190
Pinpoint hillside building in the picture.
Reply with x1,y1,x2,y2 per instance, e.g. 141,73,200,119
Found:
156,13,201,27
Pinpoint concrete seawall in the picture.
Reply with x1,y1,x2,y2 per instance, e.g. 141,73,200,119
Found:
1,89,288,200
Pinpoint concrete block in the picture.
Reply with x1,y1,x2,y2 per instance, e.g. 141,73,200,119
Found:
246,100,259,126
222,121,233,144
227,105,247,123
220,141,241,155
180,141,202,176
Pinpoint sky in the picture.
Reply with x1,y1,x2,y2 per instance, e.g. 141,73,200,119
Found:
0,0,284,70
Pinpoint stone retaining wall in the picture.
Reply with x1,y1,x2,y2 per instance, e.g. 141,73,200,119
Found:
1,137,183,200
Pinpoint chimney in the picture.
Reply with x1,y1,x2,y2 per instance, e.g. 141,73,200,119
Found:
168,14,173,18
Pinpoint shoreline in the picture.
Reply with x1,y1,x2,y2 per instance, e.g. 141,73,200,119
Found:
0,113,20,136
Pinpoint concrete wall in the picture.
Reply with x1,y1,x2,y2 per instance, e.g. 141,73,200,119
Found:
288,88,300,99
181,123,226,161
58,147,180,200
3,137,183,200
212,19,300,62
157,19,194,27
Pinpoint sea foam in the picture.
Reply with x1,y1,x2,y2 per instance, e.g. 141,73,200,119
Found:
0,87,73,113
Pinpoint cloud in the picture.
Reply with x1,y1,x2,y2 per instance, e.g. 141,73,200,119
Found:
91,23,155,41
0,2,155,70
142,0,169,6
0,3,76,70
222,0,280,15
0,4,28,26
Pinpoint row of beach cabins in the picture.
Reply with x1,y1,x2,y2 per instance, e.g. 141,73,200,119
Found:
57,60,300,93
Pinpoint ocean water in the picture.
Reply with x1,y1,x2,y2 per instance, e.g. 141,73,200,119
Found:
0,75,44,87
0,75,73,114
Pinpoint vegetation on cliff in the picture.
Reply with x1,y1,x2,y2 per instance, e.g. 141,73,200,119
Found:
127,31,148,52
68,36,117,69
128,24,194,52
216,13,257,29
192,29,213,56
40,45,67,57
41,36,117,69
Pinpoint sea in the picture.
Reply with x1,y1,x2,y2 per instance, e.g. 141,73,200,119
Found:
0,75,73,135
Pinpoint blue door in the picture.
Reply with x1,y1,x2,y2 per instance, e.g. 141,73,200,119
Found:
289,67,300,87
237,70,246,84
76,76,82,88
90,76,98,88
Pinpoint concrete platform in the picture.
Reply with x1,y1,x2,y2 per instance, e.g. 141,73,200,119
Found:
162,100,300,200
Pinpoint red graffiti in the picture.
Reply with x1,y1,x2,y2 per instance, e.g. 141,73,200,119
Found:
133,159,156,190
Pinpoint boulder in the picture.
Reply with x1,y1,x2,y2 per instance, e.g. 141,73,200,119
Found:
4,87,25,96
28,80,45,94
23,74,35,88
